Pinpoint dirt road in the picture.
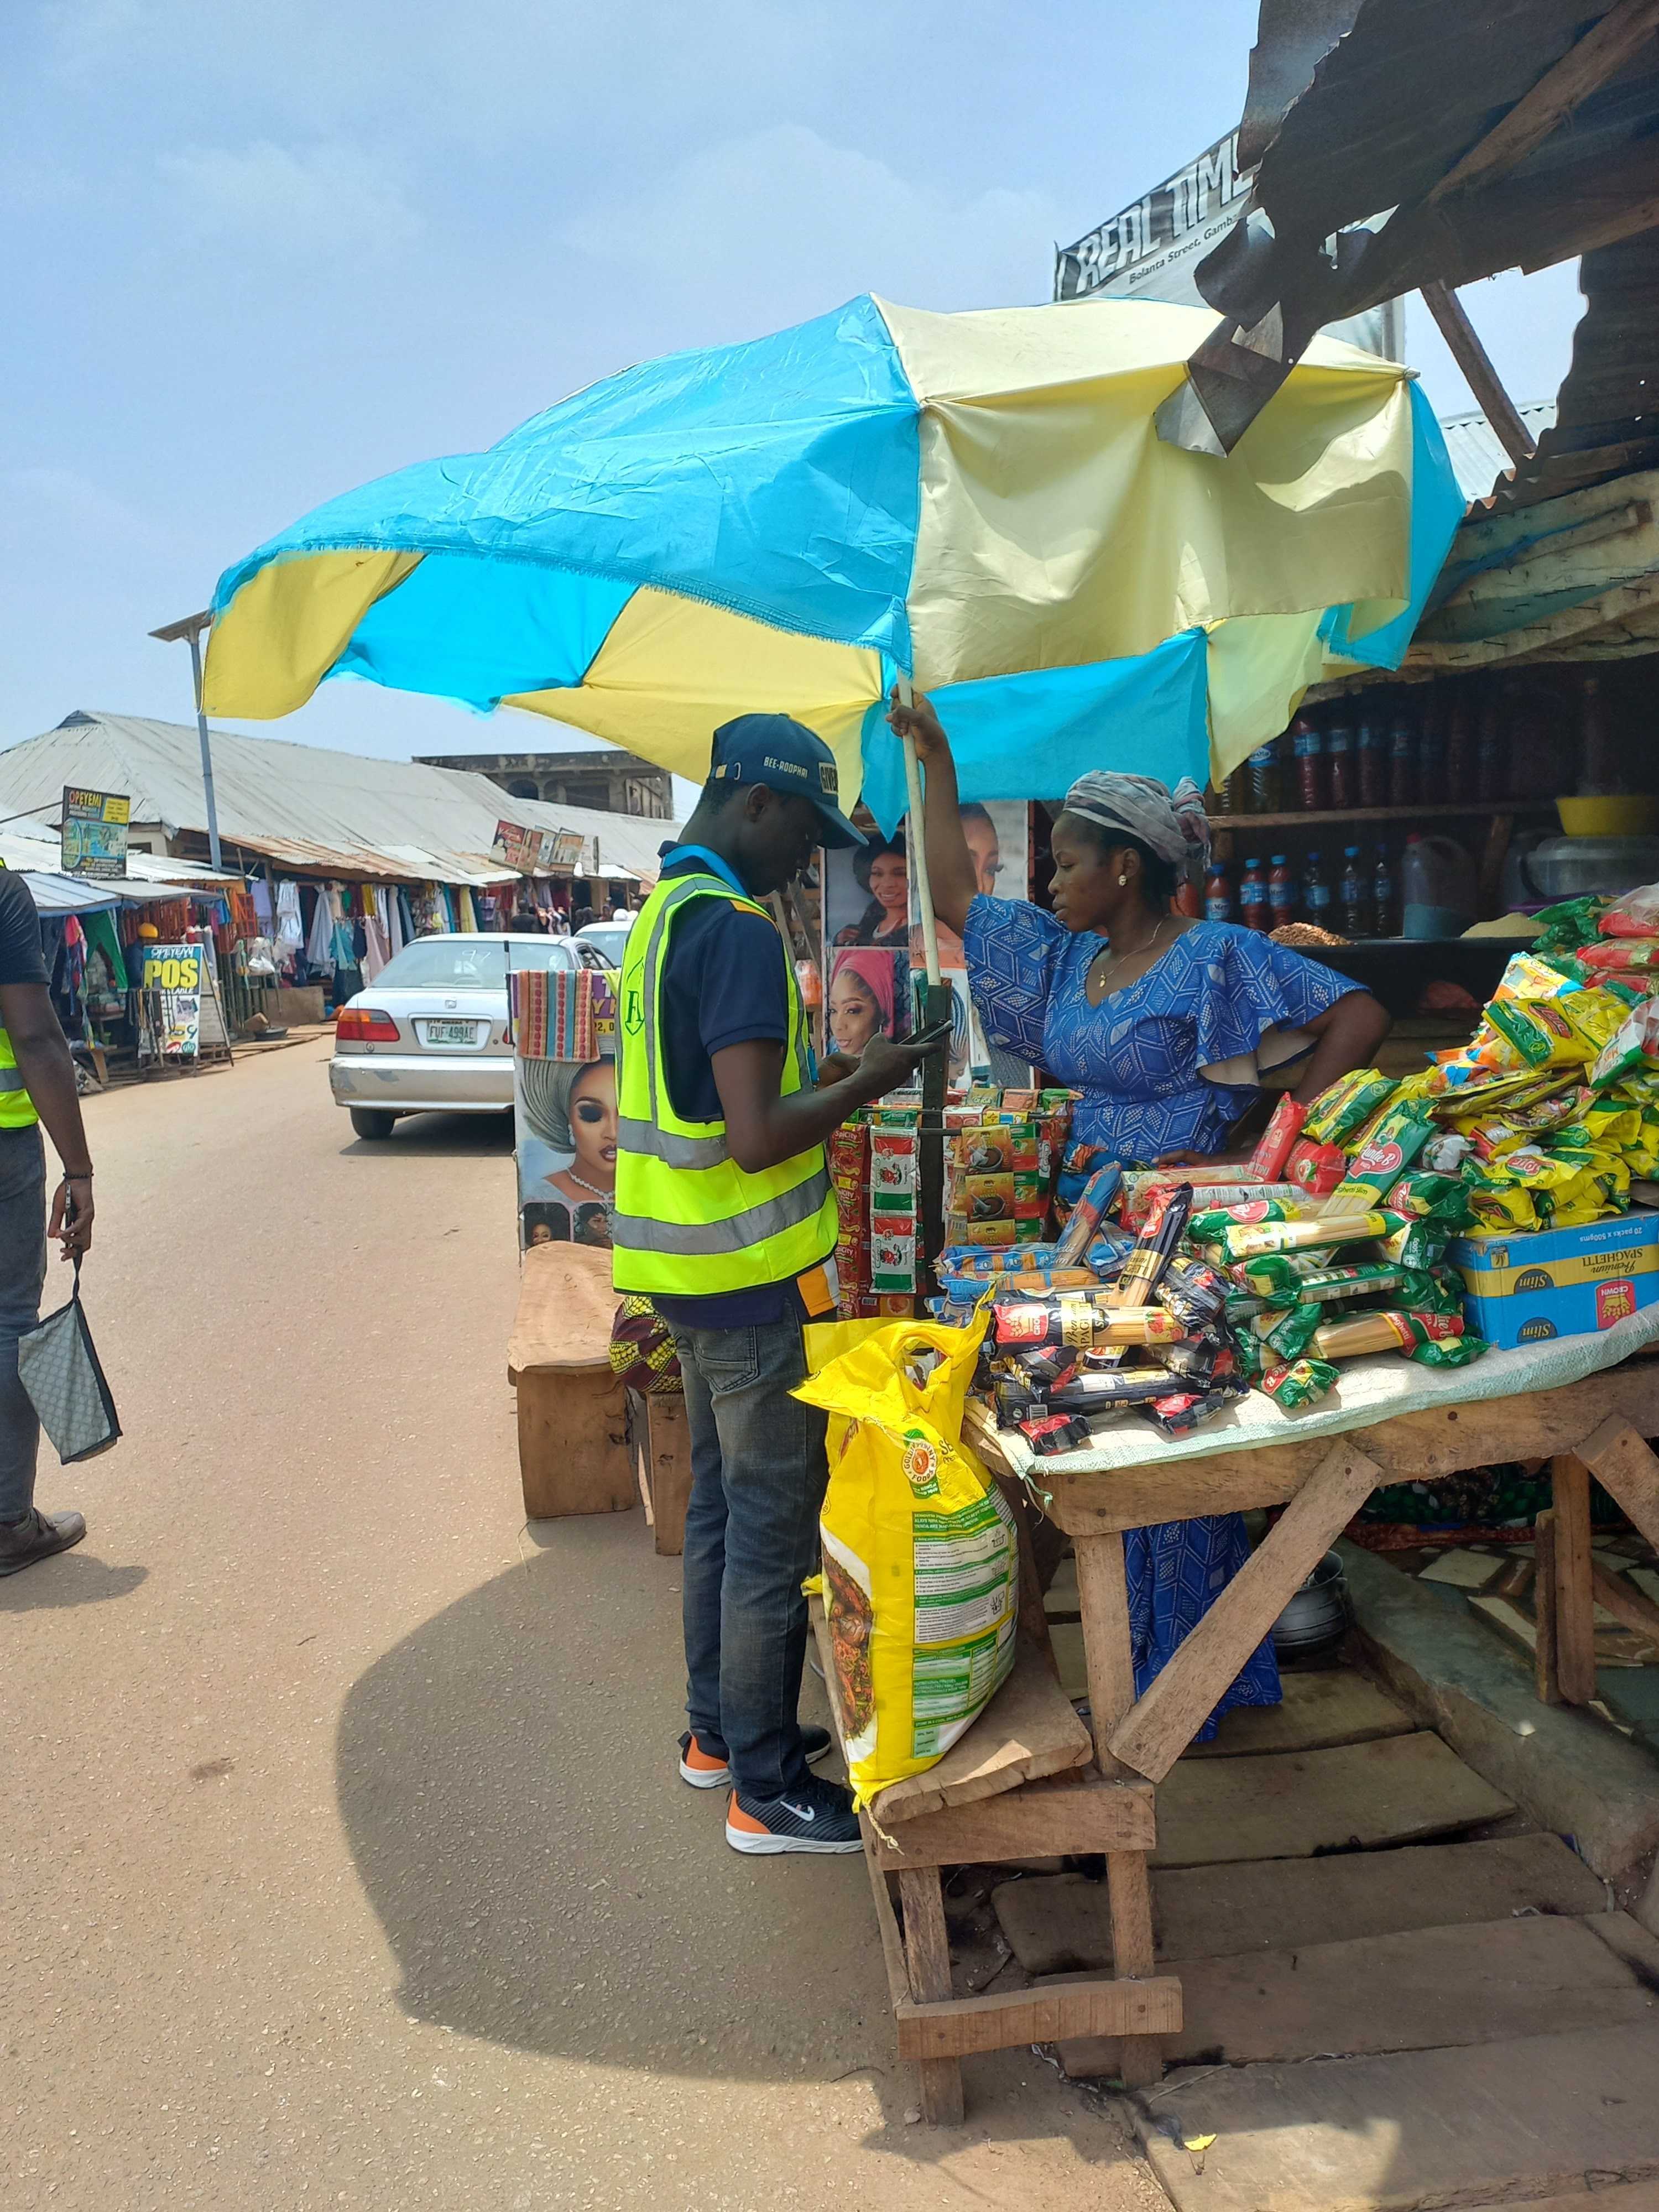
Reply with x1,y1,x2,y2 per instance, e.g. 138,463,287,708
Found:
2,1040,1155,2211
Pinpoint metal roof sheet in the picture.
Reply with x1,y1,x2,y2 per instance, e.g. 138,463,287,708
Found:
1438,401,1559,502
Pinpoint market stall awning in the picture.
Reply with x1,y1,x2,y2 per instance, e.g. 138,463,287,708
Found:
202,293,1464,808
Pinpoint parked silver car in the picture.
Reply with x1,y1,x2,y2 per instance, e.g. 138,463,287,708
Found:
330,932,613,1139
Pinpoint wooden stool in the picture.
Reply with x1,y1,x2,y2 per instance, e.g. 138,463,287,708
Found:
629,1390,694,1555
507,1244,634,1519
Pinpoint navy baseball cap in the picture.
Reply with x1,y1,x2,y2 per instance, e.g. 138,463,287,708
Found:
709,714,867,848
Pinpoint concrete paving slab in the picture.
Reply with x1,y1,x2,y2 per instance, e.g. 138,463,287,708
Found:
1418,1550,1505,1589
1181,1669,1413,1760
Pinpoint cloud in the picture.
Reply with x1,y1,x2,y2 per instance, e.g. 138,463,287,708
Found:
157,139,419,261
559,123,1056,330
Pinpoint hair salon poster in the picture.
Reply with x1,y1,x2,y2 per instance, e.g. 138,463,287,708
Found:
513,971,618,1253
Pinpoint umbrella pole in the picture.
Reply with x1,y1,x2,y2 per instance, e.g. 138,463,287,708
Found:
896,676,951,1290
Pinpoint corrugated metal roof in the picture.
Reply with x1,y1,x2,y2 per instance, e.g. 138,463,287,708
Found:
0,713,680,888
1438,401,1559,502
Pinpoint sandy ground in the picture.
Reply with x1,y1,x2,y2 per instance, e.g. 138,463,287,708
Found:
2,1039,1162,2212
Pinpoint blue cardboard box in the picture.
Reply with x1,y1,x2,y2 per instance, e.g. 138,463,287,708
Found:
1449,1211,1659,1349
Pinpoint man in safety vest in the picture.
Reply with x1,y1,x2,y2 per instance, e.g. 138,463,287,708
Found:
614,716,937,1856
0,865,97,1576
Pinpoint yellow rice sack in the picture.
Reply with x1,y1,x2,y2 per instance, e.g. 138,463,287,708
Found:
797,1313,1018,1811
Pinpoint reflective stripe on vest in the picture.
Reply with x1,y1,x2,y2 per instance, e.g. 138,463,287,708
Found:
0,1026,38,1128
611,872,836,1298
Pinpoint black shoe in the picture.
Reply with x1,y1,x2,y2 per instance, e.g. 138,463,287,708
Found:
726,1774,862,1855
678,1725,834,1790
0,1508,87,1577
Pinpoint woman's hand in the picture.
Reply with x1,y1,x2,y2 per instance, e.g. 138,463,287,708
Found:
886,685,950,766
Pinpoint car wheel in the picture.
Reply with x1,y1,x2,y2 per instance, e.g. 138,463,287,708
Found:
349,1107,399,1140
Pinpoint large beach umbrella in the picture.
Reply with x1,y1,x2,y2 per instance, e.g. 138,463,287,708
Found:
205,293,1461,900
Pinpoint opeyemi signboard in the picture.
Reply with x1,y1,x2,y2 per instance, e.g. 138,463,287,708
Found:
61,787,130,878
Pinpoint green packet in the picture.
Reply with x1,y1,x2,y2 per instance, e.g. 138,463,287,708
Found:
1411,1334,1491,1369
1228,1251,1321,1298
1303,1069,1396,1147
1188,1198,1299,1241
1256,1259,1435,1312
1262,1357,1340,1410
1326,1104,1435,1209
1387,1172,1471,1224
1249,1300,1324,1361
1376,1213,1453,1269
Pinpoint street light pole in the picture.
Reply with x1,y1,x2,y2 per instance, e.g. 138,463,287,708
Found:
149,608,223,872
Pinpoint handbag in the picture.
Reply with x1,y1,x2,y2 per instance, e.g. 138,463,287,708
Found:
17,1259,122,1464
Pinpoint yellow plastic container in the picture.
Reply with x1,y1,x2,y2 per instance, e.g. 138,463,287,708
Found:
1557,795,1659,836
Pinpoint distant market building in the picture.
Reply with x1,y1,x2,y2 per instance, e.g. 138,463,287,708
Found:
414,745,674,818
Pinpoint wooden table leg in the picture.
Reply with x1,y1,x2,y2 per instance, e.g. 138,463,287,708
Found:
1551,1454,1597,1705
1533,1508,1563,1705
1073,1531,1162,2090
897,1870,964,2126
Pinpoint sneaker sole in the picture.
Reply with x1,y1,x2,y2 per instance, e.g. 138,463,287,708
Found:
724,1822,862,1856
0,1522,87,1577
679,1738,835,1791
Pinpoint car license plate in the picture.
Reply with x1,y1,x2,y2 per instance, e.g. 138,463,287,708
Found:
424,1020,481,1046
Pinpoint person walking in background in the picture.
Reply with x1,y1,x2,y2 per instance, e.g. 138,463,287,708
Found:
0,867,97,1576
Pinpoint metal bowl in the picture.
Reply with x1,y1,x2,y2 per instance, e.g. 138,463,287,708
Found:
1271,1548,1349,1658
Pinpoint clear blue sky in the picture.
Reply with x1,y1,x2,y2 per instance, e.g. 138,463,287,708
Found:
4,0,1584,771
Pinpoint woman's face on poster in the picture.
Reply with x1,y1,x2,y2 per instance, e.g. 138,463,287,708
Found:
569,1060,618,1185
827,966,885,1055
868,848,907,921
963,811,1002,897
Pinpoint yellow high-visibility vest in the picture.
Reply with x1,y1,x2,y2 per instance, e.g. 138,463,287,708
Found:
611,870,836,1299
0,1026,39,1130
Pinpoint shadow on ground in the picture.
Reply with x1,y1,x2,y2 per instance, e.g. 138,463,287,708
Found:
0,1551,148,1610
337,1512,903,2089
339,1110,517,1160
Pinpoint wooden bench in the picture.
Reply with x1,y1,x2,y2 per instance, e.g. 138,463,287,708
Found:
629,1390,693,1555
507,1243,635,1519
812,1468,1181,2124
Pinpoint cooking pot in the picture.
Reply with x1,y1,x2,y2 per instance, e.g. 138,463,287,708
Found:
1271,1548,1349,1658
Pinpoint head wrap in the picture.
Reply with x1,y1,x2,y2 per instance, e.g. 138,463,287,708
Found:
830,948,898,1035
1060,773,1211,868
518,1056,608,1151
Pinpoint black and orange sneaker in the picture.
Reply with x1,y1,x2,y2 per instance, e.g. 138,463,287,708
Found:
725,1775,862,1855
677,1728,833,1790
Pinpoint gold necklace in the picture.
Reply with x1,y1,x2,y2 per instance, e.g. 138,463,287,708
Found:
1094,915,1167,979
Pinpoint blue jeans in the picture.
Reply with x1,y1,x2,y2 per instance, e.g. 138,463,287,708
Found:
0,1128,46,1524
671,1313,830,1799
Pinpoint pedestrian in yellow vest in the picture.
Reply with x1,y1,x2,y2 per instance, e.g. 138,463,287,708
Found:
0,868,98,1577
616,716,938,1855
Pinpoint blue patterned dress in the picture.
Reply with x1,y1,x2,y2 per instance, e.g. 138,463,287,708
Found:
962,899,1361,1733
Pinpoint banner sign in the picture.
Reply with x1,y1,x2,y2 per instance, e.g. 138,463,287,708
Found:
61,787,130,878
493,820,586,873
1054,129,1402,357
141,941,203,1057
551,828,585,870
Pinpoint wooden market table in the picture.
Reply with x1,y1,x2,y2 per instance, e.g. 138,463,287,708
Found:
841,1328,1659,2122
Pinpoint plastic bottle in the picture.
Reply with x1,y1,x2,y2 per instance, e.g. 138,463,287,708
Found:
1239,857,1270,932
1339,846,1365,938
1326,723,1354,810
1446,692,1477,804
1203,860,1233,924
1302,849,1332,928
1372,845,1395,937
1357,721,1386,808
1292,717,1325,812
1268,853,1296,926
1175,872,1202,919
1388,711,1417,807
1401,831,1478,939
1248,739,1282,815
1417,696,1446,806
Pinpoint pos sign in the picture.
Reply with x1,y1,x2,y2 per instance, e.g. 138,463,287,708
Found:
140,941,204,1057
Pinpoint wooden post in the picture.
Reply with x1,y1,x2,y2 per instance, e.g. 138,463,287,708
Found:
1551,1454,1597,1705
897,1870,964,2126
1419,282,1537,467
1533,1508,1563,1705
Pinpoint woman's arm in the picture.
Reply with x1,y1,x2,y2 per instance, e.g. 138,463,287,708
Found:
1287,990,1391,1105
885,688,978,937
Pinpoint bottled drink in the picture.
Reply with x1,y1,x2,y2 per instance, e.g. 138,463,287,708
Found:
1446,692,1477,803
1388,713,1417,807
1240,857,1270,932
1477,701,1505,801
1357,721,1386,807
1175,873,1202,919
1292,717,1326,811
1372,845,1396,937
1203,860,1233,924
1227,765,1251,813
1302,849,1333,927
1417,696,1447,805
1268,853,1296,926
1326,724,1354,810
1339,846,1365,938
1248,739,1282,815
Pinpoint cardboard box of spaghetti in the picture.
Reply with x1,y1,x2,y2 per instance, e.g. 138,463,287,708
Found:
1448,1211,1659,1349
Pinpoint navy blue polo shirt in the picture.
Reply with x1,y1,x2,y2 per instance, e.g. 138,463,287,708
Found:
646,851,827,1333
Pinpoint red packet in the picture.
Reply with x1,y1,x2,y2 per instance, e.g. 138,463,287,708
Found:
1249,1094,1308,1182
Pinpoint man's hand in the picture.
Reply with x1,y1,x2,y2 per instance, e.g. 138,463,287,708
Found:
48,1173,93,1260
816,1050,859,1088
857,1027,945,1095
885,685,949,765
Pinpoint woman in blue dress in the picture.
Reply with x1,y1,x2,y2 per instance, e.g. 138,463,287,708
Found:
891,689,1390,1733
